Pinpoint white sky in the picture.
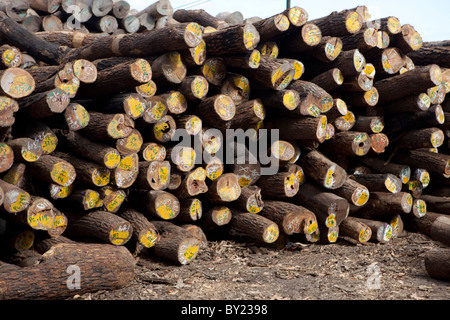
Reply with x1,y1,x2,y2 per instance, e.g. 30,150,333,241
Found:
127,0,450,42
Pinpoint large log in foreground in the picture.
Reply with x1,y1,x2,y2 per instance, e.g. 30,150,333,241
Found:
0,0,448,299
0,243,136,300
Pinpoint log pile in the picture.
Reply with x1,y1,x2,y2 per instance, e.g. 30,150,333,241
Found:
0,0,449,299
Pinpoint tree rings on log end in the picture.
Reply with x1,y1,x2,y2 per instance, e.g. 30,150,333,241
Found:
130,58,152,83
214,173,242,202
412,199,427,218
188,40,207,66
184,22,203,48
64,103,90,131
107,113,135,139
178,237,201,265
0,68,35,99
73,59,98,83
114,153,138,189
243,23,260,50
103,188,126,213
325,37,343,62
1,46,22,68
345,11,364,34
286,7,308,27
0,143,14,173
109,221,132,246
301,23,322,47
154,191,181,220
142,143,166,162
164,91,188,114
136,80,157,98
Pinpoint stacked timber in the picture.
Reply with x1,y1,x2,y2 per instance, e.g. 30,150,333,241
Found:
0,0,449,299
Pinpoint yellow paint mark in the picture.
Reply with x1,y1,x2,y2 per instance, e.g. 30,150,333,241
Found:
264,224,279,243
183,245,199,261
346,12,362,33
157,204,176,220
93,168,110,187
127,97,145,118
105,152,121,169
140,230,158,248
385,177,398,193
21,149,39,162
110,229,129,246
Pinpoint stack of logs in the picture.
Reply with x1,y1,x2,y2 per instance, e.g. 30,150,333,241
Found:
0,0,449,299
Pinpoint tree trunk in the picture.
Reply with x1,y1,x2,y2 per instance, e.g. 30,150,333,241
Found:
150,220,201,265
228,210,279,245
298,149,347,190
65,209,132,246
116,204,160,249
260,200,317,236
339,217,372,244
424,249,450,281
0,243,136,300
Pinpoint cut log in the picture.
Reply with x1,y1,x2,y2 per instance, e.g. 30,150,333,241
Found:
202,23,260,56
77,58,152,98
0,243,136,300
352,173,403,194
194,94,235,130
112,152,139,189
27,154,76,187
289,80,334,113
260,200,317,236
390,24,423,54
80,112,135,142
65,210,132,246
251,13,290,42
256,170,300,199
205,173,241,204
234,185,264,214
339,217,372,244
148,51,186,88
419,195,450,214
172,167,208,200
298,149,347,190
52,151,111,188
277,23,322,54
350,217,393,243
0,68,35,99
395,127,445,149
394,149,450,176
150,220,201,265
310,9,364,36
228,210,279,245
332,176,370,207
116,204,160,249
100,187,126,213
129,190,180,221
200,205,232,231
62,188,104,211
173,9,227,29
375,64,442,103
296,182,350,227
173,198,203,223
321,131,372,157
425,249,450,281
7,137,43,163
268,115,328,143
57,130,121,169
355,191,413,219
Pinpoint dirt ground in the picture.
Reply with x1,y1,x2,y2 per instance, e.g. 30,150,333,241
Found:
74,230,450,301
